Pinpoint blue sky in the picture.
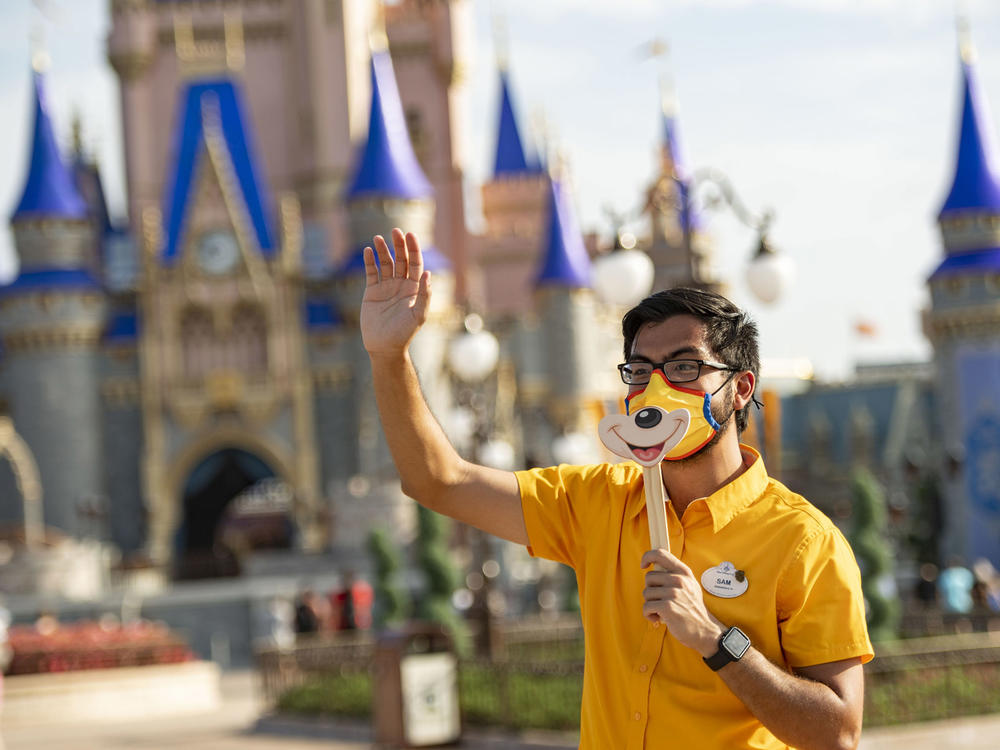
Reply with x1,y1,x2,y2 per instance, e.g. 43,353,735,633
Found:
1,0,999,381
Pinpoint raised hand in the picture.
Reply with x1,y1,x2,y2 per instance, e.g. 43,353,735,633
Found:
360,229,432,357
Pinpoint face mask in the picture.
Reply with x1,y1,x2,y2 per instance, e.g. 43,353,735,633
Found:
598,370,723,466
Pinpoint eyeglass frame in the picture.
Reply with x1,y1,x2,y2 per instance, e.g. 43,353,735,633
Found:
617,358,739,386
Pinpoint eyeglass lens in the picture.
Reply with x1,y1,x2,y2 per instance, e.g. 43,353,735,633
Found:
621,360,703,384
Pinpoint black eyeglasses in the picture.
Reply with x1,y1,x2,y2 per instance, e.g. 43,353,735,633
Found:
617,359,737,385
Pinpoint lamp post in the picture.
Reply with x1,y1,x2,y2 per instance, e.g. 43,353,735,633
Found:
679,168,795,305
446,314,511,659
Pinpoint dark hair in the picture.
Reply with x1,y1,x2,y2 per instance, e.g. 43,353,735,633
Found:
622,287,760,433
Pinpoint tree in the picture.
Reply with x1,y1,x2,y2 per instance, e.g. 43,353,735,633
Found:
850,467,900,642
367,527,408,630
413,505,468,653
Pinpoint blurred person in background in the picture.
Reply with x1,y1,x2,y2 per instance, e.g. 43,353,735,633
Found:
0,598,10,750
939,557,974,615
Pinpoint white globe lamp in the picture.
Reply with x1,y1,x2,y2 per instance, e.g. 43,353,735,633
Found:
479,439,516,471
746,236,794,305
551,432,597,465
447,314,500,383
592,247,655,307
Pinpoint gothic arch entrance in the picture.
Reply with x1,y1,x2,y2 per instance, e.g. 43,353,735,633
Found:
174,447,293,579
0,416,43,547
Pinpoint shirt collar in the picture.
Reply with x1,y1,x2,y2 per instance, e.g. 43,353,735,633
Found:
630,444,770,532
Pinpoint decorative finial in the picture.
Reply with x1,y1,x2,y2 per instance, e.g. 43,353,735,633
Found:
957,8,976,64
370,1,389,53
660,74,677,119
29,20,50,73
493,11,509,71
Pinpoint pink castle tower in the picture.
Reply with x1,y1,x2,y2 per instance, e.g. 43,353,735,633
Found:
472,65,550,315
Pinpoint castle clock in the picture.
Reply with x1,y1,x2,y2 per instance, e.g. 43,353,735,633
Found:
196,229,240,275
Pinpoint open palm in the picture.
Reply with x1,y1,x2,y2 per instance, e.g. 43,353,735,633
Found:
360,229,432,356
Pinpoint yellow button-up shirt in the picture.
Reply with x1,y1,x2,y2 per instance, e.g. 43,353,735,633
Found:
516,446,874,749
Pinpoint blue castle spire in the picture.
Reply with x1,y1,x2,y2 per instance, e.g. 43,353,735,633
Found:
536,180,591,288
493,69,542,178
11,71,87,221
938,49,1000,218
931,37,1000,279
345,50,433,200
161,78,276,263
661,91,700,234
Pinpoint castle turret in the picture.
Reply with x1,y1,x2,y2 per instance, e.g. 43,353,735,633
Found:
337,42,454,548
923,31,1000,568
643,85,723,293
474,67,550,315
384,0,471,301
525,179,599,462
0,69,107,536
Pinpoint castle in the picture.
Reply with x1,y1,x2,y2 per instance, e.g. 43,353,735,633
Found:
0,0,709,587
2,1,996,598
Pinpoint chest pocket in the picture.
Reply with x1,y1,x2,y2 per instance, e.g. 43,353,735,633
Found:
693,551,785,666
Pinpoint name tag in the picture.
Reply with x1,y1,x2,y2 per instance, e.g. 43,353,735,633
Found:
701,561,749,598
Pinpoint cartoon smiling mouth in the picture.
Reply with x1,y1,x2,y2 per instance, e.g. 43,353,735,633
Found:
612,418,686,463
627,441,666,463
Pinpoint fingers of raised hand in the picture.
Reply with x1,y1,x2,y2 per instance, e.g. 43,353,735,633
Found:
404,231,423,281
363,246,378,286
373,235,395,279
390,228,407,279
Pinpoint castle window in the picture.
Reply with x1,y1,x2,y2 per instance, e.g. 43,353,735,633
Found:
405,107,428,166
180,306,214,380
945,276,967,298
230,303,268,376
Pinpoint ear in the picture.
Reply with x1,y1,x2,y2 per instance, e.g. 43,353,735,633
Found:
732,370,755,412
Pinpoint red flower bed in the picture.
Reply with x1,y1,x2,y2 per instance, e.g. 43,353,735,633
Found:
5,620,194,676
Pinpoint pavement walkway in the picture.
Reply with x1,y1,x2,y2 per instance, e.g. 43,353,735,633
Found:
3,669,1000,749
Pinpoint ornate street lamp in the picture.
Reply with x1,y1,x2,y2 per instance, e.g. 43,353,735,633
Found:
446,313,507,658
683,169,795,305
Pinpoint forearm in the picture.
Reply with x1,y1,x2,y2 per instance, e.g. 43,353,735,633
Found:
369,350,468,500
714,649,861,750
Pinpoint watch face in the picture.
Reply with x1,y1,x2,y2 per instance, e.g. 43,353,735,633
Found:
197,229,240,275
722,627,751,658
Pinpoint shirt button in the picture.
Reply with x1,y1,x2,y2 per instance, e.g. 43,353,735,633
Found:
638,664,648,673
652,622,660,628
634,712,642,721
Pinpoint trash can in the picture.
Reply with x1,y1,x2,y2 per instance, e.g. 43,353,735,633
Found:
373,622,461,747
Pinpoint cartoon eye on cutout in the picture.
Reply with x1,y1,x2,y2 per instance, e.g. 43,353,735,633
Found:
598,405,691,467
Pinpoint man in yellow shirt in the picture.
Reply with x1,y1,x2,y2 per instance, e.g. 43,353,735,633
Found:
361,229,874,749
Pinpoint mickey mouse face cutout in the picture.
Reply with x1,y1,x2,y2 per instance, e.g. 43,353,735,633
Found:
597,371,719,466
598,403,690,467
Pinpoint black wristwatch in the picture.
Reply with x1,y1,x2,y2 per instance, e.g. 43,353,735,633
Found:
703,626,751,671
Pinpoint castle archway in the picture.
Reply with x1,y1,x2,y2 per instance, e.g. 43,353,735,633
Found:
174,447,293,579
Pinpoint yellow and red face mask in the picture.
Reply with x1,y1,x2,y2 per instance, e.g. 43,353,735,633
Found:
598,371,722,466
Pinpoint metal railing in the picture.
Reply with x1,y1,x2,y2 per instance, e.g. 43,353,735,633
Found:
255,620,1000,729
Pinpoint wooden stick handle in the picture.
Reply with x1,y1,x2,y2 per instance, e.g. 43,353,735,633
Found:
643,465,670,558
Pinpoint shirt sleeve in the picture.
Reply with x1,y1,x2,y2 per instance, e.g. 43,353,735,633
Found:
776,525,875,668
515,463,617,569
